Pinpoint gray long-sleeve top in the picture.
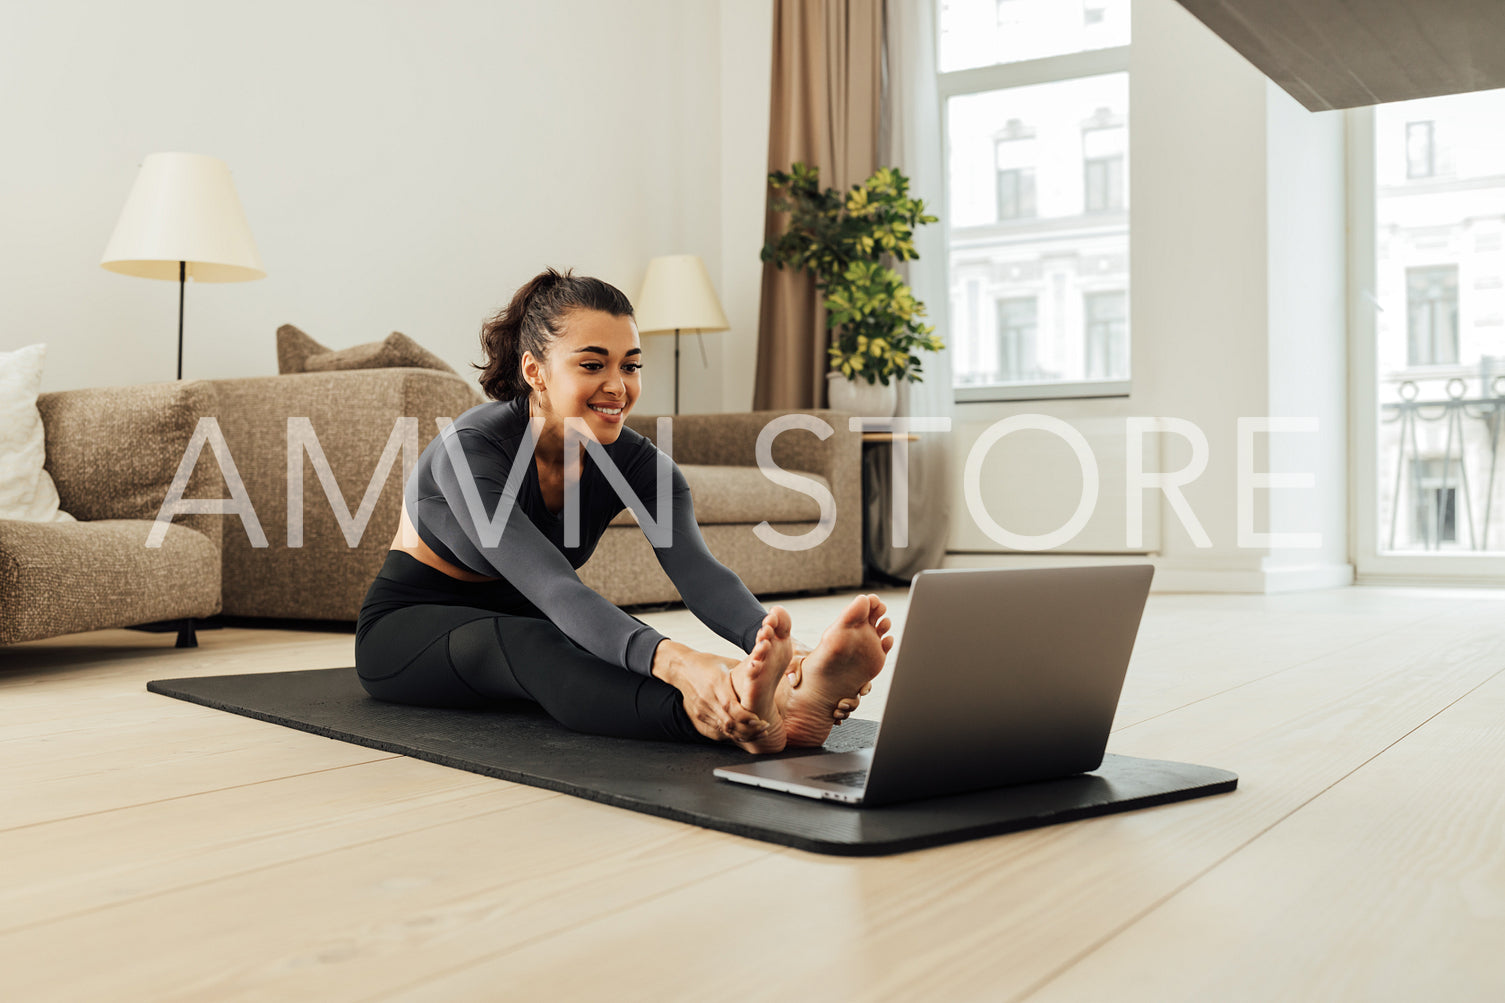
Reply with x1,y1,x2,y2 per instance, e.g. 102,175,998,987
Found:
404,395,768,676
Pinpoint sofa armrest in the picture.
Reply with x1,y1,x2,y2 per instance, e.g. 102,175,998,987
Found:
35,380,223,549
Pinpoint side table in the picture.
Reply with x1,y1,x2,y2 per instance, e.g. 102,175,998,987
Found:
860,431,920,586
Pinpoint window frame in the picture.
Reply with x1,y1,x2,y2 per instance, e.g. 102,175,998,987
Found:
1347,104,1505,584
938,42,1131,403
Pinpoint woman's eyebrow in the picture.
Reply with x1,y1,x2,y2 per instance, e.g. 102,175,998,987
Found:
574,346,643,357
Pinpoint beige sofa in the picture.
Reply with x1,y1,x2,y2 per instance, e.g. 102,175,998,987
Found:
0,380,224,646
1,368,863,645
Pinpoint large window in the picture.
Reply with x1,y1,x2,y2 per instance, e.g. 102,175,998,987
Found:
1360,88,1505,565
940,0,1130,400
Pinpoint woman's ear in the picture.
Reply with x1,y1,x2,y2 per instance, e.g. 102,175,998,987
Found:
520,350,545,391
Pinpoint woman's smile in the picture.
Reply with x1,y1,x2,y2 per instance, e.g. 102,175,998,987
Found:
587,400,626,424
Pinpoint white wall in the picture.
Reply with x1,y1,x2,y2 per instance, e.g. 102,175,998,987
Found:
1264,81,1350,586
1127,0,1273,586
718,0,775,413
0,0,774,418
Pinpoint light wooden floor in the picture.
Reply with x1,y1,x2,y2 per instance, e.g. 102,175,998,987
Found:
3,584,1504,1002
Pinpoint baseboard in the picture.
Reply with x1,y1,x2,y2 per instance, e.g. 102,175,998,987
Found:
941,553,1356,594
1259,562,1356,593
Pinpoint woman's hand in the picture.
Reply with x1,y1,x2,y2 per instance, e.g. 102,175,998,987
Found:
652,641,767,742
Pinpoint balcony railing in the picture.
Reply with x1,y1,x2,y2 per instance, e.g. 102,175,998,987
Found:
1379,368,1505,552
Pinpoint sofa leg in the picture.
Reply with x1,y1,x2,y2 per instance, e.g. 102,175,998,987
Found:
175,619,198,649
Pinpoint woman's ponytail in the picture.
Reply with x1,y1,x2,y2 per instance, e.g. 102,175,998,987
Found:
474,266,635,401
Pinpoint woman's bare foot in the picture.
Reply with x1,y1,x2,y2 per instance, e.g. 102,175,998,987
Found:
782,594,894,748
728,606,794,753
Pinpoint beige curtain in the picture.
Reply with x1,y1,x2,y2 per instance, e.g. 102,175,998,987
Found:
753,0,884,410
867,0,954,581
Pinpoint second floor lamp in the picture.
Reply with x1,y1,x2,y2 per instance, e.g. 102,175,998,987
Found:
635,254,730,414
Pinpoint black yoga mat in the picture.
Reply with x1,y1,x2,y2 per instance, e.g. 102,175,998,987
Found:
147,667,1237,856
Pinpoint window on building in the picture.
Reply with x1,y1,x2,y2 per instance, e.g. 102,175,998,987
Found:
1406,121,1435,179
1084,290,1127,379
1083,119,1125,212
941,0,1129,400
996,168,1037,220
994,127,1038,220
994,297,1039,382
1411,458,1458,545
1406,265,1459,365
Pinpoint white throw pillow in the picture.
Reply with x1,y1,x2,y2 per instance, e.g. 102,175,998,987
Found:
0,343,76,523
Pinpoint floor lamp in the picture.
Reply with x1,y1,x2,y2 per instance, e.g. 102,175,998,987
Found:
101,152,265,380
634,254,730,415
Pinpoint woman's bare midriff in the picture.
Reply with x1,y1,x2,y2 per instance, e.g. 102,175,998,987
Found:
389,501,499,582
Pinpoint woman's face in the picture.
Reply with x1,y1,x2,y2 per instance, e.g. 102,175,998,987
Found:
522,308,642,444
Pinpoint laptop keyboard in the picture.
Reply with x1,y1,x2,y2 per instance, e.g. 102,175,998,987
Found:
810,769,869,787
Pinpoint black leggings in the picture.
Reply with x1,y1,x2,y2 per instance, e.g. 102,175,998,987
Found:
355,551,709,744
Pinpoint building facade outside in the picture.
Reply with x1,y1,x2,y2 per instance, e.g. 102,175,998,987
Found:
1375,90,1505,554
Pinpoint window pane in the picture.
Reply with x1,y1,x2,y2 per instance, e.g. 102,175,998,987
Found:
1374,88,1505,554
948,73,1129,389
939,0,1130,73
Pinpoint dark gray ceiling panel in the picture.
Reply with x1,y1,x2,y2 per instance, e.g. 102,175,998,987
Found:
1173,0,1505,111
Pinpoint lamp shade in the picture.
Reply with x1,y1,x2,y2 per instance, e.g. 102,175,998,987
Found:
634,254,729,334
101,152,265,282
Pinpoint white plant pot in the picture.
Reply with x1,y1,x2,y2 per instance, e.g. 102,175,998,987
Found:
826,372,897,418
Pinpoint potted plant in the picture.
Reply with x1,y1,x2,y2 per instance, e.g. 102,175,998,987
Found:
761,162,943,415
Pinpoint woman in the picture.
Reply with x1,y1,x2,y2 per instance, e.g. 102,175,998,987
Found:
355,267,892,753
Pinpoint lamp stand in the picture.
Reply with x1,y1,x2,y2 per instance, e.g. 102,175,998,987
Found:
673,327,681,415
177,260,186,381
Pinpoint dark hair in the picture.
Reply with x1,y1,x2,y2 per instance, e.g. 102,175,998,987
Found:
474,266,636,401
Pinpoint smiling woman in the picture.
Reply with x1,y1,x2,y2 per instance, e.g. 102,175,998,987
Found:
357,267,894,756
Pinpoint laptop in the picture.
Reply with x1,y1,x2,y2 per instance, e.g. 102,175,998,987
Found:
714,564,1154,807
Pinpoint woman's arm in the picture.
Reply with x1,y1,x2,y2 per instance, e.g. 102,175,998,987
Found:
411,425,667,675
633,456,768,653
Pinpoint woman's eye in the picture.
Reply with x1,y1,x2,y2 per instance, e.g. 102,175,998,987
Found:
581,362,642,373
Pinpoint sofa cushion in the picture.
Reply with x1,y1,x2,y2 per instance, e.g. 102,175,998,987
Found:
0,518,220,644
0,343,74,524
277,324,456,376
35,380,222,549
608,464,828,526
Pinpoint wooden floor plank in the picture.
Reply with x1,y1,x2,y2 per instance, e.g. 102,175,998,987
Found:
0,757,553,933
0,795,771,1002
2,709,399,830
1024,664,1505,1003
